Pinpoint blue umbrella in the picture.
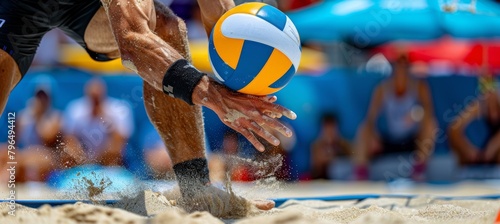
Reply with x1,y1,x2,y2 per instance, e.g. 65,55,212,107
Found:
288,0,500,46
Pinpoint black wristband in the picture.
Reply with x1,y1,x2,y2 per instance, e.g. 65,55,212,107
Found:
173,158,211,197
163,59,206,105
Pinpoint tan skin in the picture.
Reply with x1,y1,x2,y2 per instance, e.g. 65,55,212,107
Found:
25,92,62,146
448,91,500,164
0,0,296,212
0,92,60,182
19,92,61,181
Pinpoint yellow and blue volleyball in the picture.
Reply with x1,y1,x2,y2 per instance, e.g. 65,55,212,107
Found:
208,2,301,96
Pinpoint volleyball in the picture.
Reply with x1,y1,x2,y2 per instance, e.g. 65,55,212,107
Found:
208,2,301,96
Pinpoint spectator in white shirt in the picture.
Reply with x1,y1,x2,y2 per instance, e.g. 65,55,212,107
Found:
62,78,134,166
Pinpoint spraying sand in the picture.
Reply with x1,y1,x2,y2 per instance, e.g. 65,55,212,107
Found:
1,191,499,224
1,158,500,223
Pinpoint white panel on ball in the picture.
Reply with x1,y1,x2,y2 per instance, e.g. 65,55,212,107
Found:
221,13,302,69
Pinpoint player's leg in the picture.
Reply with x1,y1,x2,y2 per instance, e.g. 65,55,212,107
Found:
144,2,273,215
83,2,209,177
83,0,273,214
0,51,22,183
0,51,21,115
143,2,205,165
143,3,241,212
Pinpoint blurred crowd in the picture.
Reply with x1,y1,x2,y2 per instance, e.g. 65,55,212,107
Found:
3,52,500,184
2,0,500,185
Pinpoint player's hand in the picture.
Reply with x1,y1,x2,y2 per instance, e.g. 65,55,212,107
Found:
192,76,297,152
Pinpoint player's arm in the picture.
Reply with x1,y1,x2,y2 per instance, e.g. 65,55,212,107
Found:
102,0,183,90
196,0,235,34
194,0,297,150
102,0,296,151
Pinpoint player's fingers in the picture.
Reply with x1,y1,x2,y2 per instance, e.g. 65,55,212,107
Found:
252,114,292,138
245,120,280,146
232,123,266,152
265,95,278,103
258,102,297,120
264,111,283,119
282,109,297,120
253,95,277,103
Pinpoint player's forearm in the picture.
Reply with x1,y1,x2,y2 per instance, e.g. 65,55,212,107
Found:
118,31,184,91
197,0,235,34
104,0,186,92
116,26,208,106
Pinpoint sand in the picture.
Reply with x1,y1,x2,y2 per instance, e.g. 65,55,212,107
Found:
2,178,500,223
1,188,500,224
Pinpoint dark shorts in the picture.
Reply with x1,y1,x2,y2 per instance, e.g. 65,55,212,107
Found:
0,0,112,76
382,135,417,154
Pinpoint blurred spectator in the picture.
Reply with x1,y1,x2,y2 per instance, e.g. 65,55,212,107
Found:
208,131,253,182
354,54,437,181
140,124,173,179
310,113,351,180
18,85,61,149
448,76,500,165
18,85,62,181
62,78,134,167
0,83,62,182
